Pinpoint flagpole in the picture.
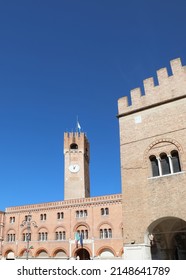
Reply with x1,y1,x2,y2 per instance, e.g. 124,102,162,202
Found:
76,116,78,133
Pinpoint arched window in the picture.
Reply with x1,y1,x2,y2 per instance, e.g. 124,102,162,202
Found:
70,143,78,150
104,229,108,238
7,233,16,242
76,225,89,241
105,208,109,215
39,232,48,241
85,229,88,239
100,228,112,239
57,212,64,219
10,216,15,223
149,150,181,178
56,230,66,240
77,229,88,239
149,155,159,177
160,153,170,175
40,213,47,221
23,233,31,242
76,210,88,218
101,208,109,216
171,150,181,173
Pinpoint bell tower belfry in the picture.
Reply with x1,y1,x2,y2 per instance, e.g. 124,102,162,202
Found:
64,132,90,200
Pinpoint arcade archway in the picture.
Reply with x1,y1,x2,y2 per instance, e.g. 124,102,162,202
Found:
35,249,49,259
147,217,186,260
75,248,90,260
5,250,15,260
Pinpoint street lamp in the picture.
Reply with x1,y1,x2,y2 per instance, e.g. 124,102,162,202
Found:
20,213,37,260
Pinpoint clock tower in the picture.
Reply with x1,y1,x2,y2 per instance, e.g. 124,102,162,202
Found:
64,132,90,200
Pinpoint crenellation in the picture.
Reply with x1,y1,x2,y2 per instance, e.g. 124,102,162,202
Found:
157,67,169,84
118,58,186,116
130,87,142,105
170,57,182,75
118,96,129,115
65,132,84,139
143,77,155,95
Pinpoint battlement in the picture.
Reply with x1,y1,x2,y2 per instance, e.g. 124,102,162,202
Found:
64,132,85,139
64,132,89,153
118,58,186,116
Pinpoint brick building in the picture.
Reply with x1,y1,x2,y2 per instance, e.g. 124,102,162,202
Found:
0,133,123,260
1,58,186,260
118,57,186,260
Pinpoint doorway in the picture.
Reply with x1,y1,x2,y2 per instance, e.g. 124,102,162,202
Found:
148,217,186,260
75,248,90,260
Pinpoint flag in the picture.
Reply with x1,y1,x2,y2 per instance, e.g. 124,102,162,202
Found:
80,233,83,247
75,232,80,248
77,121,81,131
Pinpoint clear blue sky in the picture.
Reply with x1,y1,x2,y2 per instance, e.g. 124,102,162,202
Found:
0,0,186,210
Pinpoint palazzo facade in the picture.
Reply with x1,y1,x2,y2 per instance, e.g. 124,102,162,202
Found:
0,133,123,260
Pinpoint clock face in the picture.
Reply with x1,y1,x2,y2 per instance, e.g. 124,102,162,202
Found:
69,164,80,173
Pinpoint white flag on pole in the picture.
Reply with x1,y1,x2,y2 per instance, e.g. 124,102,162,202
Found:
77,121,81,131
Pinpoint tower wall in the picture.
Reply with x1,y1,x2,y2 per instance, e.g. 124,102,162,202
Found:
64,132,90,200
118,58,186,259
0,212,5,259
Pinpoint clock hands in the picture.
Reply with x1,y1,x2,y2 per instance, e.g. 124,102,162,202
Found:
69,164,80,173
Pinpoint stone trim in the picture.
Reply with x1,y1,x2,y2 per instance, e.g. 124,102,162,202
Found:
5,194,122,214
